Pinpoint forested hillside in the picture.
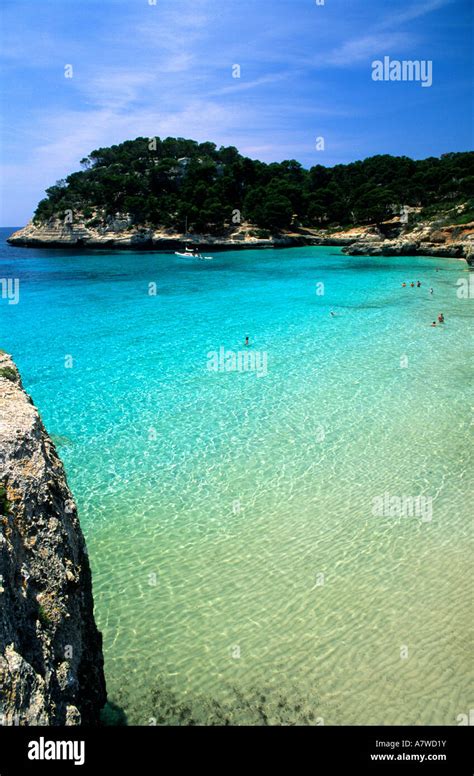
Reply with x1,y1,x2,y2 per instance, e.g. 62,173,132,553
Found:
34,138,474,234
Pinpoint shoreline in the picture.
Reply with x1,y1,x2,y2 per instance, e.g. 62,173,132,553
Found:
6,222,474,264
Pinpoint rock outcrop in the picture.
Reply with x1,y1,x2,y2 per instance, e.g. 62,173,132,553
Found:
341,221,474,262
0,352,106,725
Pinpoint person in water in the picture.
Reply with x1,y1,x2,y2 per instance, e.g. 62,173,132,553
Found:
402,282,406,288
244,336,249,346
430,287,434,295
410,282,415,287
438,313,445,323
417,281,421,287
431,321,437,327
330,311,336,317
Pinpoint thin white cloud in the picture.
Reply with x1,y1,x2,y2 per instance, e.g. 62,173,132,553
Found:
161,52,196,74
325,33,413,66
80,71,158,111
210,71,295,96
378,0,452,29
318,0,450,68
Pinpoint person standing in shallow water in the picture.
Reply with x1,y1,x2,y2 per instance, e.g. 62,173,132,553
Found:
244,336,249,346
438,313,445,323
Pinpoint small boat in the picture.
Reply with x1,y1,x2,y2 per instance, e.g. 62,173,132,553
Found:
175,248,213,260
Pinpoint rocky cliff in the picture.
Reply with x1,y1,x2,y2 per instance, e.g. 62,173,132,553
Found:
6,218,295,251
0,352,106,725
340,220,474,262
7,216,474,261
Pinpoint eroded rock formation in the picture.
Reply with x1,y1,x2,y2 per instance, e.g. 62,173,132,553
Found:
0,352,106,725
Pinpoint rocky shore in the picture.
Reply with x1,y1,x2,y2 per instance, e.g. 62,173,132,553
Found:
6,218,295,251
340,221,474,263
7,216,474,263
0,352,106,725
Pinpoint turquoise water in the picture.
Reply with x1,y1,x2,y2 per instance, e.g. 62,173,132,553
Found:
1,229,473,725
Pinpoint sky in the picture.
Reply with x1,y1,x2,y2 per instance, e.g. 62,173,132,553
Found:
0,0,472,225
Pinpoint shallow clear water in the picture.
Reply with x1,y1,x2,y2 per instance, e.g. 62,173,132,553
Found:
1,229,472,725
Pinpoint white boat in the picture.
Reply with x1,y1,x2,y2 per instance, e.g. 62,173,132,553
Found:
175,248,213,260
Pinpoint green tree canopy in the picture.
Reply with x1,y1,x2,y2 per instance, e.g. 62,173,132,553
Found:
34,138,474,234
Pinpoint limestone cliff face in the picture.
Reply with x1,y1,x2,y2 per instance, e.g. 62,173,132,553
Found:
7,216,473,260
0,353,106,725
341,221,474,262
7,217,157,249
6,217,291,250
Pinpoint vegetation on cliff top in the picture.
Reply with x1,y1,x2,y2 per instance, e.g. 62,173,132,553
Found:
34,138,474,234
0,366,17,382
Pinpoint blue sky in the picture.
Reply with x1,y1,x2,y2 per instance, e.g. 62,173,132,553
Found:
0,0,472,225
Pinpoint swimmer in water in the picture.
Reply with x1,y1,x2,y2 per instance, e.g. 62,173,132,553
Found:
417,281,421,287
244,335,249,346
431,321,437,327
330,311,336,317
410,282,415,287
438,313,445,323
429,287,433,295
402,282,406,288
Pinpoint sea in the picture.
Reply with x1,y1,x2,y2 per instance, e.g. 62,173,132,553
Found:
1,227,472,725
